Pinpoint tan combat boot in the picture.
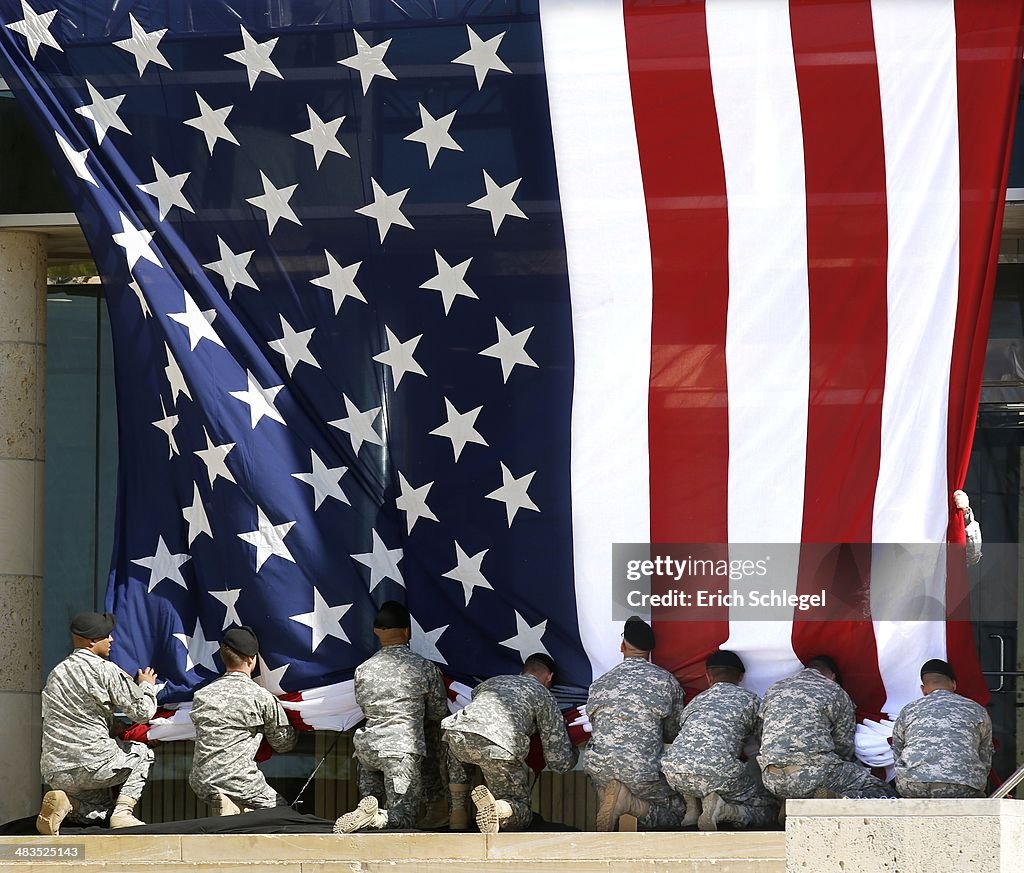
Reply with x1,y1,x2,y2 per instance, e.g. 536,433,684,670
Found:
595,780,650,832
682,794,700,828
417,795,450,829
210,793,241,816
471,785,512,834
448,783,470,831
109,795,146,829
36,790,74,836
698,792,751,831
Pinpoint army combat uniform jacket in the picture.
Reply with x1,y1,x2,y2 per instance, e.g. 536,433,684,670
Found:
189,671,296,807
892,689,992,794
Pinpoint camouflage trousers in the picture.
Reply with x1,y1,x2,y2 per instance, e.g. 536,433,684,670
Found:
192,777,285,811
445,730,534,831
421,718,446,804
762,761,894,799
355,746,424,829
662,758,778,827
45,740,154,823
896,777,985,799
587,766,688,829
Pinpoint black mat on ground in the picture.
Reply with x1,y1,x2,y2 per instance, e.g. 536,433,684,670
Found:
0,808,577,836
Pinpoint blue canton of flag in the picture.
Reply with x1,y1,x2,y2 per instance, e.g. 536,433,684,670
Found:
0,0,592,705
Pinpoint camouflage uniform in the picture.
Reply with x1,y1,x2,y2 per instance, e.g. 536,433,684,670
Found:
353,644,448,828
188,671,296,809
892,688,992,798
40,648,158,823
661,681,777,827
443,674,577,831
584,657,688,828
759,668,892,799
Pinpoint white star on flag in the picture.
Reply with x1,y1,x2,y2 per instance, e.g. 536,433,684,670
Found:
113,212,159,272
132,535,191,593
268,315,320,375
167,291,224,350
55,133,96,187
404,104,462,167
255,655,289,696
486,462,539,526
292,106,349,168
229,370,286,429
151,398,179,458
351,529,404,592
291,449,349,510
442,542,493,606
290,587,352,652
430,398,488,461
480,317,538,382
225,25,283,89
173,620,219,673
203,236,259,297
373,326,426,388
137,158,194,221
338,31,396,94
329,394,383,455
452,26,511,89
500,610,550,660
6,1,62,61
210,589,243,630
411,616,448,665
114,14,171,76
245,171,301,234
396,473,438,533
237,506,296,572
182,482,213,546
311,252,365,313
194,427,236,488
75,81,130,144
163,343,190,404
184,92,239,154
468,171,528,235
131,281,153,319
356,178,413,242
420,251,477,314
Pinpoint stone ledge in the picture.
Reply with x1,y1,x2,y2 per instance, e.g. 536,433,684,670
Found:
484,832,784,861
786,798,1020,818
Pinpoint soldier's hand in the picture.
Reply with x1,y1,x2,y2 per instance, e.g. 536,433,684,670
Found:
137,667,158,685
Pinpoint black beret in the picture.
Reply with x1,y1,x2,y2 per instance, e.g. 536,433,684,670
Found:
70,611,115,639
374,600,410,630
623,616,655,651
222,626,259,658
921,658,956,681
525,652,556,675
706,650,745,672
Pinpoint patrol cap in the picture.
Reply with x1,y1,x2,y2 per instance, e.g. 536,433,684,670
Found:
706,650,745,672
70,611,115,640
623,616,655,651
374,600,411,630
921,658,956,681
222,625,259,658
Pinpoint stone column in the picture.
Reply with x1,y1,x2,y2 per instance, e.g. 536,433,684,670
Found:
0,231,46,822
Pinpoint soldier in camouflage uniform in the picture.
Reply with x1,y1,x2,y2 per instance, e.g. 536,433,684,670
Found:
37,612,158,835
759,656,893,802
443,653,578,833
188,626,296,814
585,616,691,831
335,601,448,833
661,650,777,830
892,659,992,798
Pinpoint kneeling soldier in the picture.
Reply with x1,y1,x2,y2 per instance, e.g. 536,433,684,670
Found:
892,659,992,798
189,626,296,814
37,612,158,834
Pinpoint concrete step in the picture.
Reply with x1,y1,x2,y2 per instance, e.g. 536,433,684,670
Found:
0,831,785,873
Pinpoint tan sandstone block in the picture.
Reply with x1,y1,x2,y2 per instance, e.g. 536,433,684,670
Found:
181,833,487,863
0,232,46,345
485,831,785,862
0,343,40,460
0,575,42,691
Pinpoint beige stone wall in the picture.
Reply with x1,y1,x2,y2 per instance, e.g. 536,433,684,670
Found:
0,230,47,822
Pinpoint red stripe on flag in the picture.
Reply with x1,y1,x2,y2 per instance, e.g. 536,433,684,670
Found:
947,0,1024,706
788,0,888,719
624,0,731,696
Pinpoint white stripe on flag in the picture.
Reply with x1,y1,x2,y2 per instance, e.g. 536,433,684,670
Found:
539,0,653,682
707,0,809,693
870,0,960,716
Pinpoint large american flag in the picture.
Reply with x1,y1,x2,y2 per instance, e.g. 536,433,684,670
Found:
1,0,1019,754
